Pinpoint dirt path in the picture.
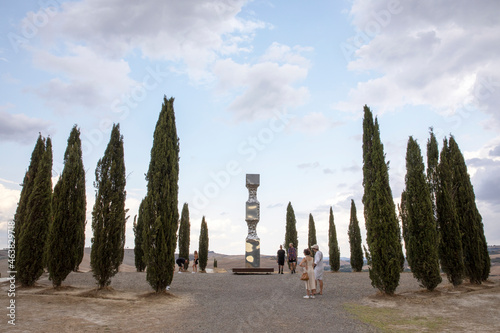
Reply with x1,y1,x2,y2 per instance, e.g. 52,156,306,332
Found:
2,270,499,332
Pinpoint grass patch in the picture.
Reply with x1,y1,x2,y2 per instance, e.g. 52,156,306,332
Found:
343,303,447,332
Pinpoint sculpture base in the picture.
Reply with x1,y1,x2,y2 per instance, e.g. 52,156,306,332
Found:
245,238,260,268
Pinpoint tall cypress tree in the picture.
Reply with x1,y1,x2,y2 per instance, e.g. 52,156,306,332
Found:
178,203,190,260
403,137,441,291
17,136,53,287
448,136,490,283
199,217,209,272
284,202,298,256
143,96,180,292
308,213,317,249
46,126,87,287
328,207,340,272
133,197,147,272
90,124,127,289
13,134,46,271
362,106,401,295
348,200,364,272
436,138,464,286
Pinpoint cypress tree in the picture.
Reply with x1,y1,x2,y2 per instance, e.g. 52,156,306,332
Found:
46,126,87,286
436,138,464,286
362,106,401,295
448,136,490,283
426,128,439,222
143,96,180,292
178,203,190,260
328,207,340,272
13,134,46,271
199,216,209,272
90,124,127,289
308,213,317,249
17,136,53,287
284,202,298,256
133,197,147,272
403,137,441,291
348,200,364,272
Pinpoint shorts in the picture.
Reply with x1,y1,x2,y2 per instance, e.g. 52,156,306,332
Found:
288,259,296,263
278,259,285,265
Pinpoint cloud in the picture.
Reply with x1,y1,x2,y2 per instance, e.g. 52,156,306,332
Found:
489,145,500,157
297,162,319,170
291,112,343,134
214,43,311,121
0,183,20,241
470,158,500,205
336,0,500,129
0,105,52,144
34,0,265,82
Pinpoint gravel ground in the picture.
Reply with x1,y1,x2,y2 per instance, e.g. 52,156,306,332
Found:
61,270,423,332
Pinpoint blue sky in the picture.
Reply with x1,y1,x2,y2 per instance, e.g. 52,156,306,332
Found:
1,0,499,257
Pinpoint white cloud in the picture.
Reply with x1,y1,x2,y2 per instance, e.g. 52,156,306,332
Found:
0,183,20,238
0,105,52,144
214,43,311,121
336,0,500,128
34,0,265,82
291,112,342,134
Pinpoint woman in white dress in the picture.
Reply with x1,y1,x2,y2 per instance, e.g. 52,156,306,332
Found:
299,248,316,298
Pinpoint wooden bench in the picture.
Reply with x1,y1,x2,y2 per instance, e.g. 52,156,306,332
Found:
232,267,274,274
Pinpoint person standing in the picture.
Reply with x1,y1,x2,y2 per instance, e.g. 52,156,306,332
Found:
192,250,199,273
288,243,297,274
299,248,316,298
312,244,324,295
277,245,286,274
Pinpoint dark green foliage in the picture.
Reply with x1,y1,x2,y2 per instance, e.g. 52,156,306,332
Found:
363,245,371,266
199,217,209,272
46,126,87,286
426,128,439,221
362,106,401,295
448,136,490,283
90,124,127,289
133,197,147,272
17,136,53,287
178,203,190,260
14,134,46,272
328,207,340,272
214,258,217,268
143,96,180,292
436,138,464,286
403,137,441,291
348,200,364,272
284,202,298,256
308,213,317,249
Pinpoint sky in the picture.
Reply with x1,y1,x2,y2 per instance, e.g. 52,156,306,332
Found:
1,0,499,258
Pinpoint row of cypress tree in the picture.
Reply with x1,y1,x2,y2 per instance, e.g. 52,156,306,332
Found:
362,104,490,295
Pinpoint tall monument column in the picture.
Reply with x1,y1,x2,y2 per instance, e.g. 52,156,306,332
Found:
245,174,260,268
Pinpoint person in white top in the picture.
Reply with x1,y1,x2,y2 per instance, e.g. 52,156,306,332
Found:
311,244,324,295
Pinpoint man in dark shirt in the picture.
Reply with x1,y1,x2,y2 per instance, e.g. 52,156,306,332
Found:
277,245,286,274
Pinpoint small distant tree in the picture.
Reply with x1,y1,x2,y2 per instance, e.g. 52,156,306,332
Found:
46,126,87,287
436,138,464,286
17,136,53,287
328,207,340,272
199,217,209,272
348,200,364,272
133,197,147,272
403,136,441,291
178,203,190,260
308,214,317,249
90,124,127,289
284,202,298,256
